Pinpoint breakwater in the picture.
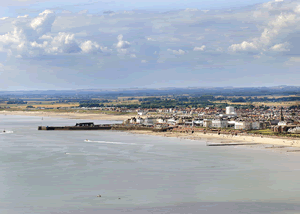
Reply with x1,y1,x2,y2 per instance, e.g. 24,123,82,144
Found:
38,123,173,132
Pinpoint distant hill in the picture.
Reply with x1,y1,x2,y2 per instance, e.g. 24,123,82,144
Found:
0,86,300,98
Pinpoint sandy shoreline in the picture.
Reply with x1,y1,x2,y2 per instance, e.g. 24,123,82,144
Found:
0,110,130,121
2,110,300,153
128,130,300,153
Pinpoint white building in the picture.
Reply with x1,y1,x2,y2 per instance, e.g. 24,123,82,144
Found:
278,121,287,126
193,120,203,127
167,118,176,125
227,121,235,128
226,106,236,115
203,119,212,128
136,117,144,124
157,118,167,124
235,121,252,130
288,127,300,134
130,117,136,124
184,119,193,126
212,119,228,128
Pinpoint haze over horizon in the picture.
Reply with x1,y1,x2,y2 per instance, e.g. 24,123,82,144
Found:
1,0,300,90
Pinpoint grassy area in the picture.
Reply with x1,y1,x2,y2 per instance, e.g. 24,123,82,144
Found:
213,100,300,107
248,129,275,135
247,129,300,138
0,108,137,116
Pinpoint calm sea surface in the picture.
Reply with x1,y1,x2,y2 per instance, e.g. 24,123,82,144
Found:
1,115,300,214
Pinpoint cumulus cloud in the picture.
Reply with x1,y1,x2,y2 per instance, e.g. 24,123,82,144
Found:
46,32,80,54
229,9,299,54
80,40,101,54
30,10,55,35
33,33,108,55
229,41,258,52
262,0,285,10
0,17,9,20
295,5,300,13
116,34,130,49
0,27,27,56
270,42,289,51
167,49,186,55
117,48,128,54
193,45,206,51
229,0,300,52
17,15,29,18
0,10,106,57
1,0,300,72
141,60,148,63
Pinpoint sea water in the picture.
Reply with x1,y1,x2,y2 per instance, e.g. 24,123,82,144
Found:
1,115,300,214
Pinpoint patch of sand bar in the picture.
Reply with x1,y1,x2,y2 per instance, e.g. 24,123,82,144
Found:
0,110,130,121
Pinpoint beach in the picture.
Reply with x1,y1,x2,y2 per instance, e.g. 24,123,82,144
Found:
128,130,300,151
0,110,132,121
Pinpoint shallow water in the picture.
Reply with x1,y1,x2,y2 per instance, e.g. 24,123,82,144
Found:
1,115,300,214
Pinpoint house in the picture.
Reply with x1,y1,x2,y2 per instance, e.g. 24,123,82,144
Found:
251,121,260,130
184,118,193,126
167,118,177,125
130,117,137,124
136,117,144,124
143,117,156,126
211,119,228,128
193,120,203,127
203,119,212,128
278,121,287,126
235,121,252,130
157,117,167,124
288,127,300,134
227,121,235,128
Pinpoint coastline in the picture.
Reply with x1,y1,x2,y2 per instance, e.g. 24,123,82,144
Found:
2,110,300,152
0,110,131,121
128,130,300,151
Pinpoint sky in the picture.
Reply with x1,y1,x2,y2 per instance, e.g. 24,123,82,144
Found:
0,0,300,90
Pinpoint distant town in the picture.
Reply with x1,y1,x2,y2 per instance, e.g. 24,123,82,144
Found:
121,105,300,134
1,86,300,136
